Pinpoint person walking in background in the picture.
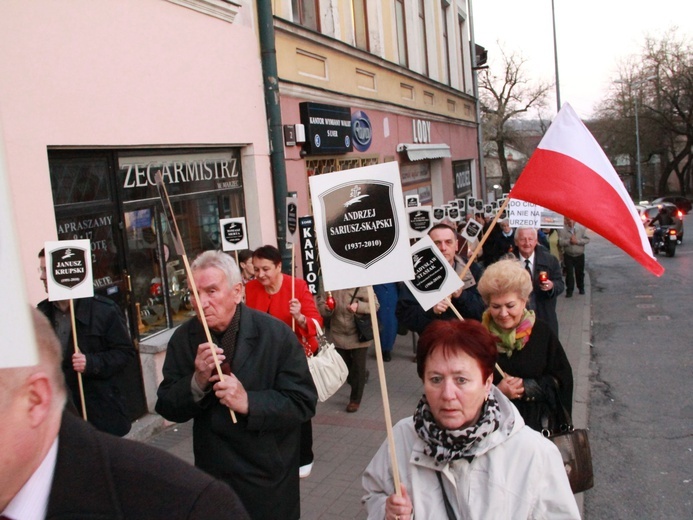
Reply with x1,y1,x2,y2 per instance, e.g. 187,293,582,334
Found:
514,227,564,336
558,217,590,297
245,245,322,479
488,218,516,265
156,251,316,519
362,320,579,519
237,249,255,286
37,249,136,437
318,287,378,413
477,259,574,432
373,283,398,362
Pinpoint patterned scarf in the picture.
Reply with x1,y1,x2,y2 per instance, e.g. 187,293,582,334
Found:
413,393,501,463
482,308,535,357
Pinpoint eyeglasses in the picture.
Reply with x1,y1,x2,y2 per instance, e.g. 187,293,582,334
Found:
37,267,47,275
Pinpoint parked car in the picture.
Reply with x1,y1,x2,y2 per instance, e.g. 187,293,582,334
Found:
637,202,684,242
652,196,692,215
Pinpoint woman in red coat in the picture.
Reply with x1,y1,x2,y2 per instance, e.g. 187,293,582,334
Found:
245,245,322,478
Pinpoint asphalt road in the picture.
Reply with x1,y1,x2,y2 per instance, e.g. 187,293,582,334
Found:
584,227,693,519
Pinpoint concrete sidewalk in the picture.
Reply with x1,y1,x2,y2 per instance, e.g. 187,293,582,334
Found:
145,277,592,519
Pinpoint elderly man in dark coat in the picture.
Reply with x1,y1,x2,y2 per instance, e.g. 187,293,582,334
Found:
514,227,565,336
156,250,317,520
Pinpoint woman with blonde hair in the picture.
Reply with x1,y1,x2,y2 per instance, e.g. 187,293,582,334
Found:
477,258,573,432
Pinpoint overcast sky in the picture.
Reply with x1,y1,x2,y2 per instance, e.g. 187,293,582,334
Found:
472,0,693,120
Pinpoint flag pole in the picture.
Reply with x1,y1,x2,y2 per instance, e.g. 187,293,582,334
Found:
69,299,88,420
291,243,296,332
458,197,512,283
367,285,402,497
155,172,236,423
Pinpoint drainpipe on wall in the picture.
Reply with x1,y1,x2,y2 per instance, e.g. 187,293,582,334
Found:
256,0,291,270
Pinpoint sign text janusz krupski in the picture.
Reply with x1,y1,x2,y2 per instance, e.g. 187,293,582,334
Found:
310,162,414,291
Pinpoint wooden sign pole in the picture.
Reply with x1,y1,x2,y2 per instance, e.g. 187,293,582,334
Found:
458,197,513,283
69,299,88,420
155,172,236,423
367,285,402,497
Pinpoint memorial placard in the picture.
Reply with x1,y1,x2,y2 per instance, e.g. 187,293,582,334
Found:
407,206,433,239
219,217,248,251
45,239,94,301
403,236,464,311
309,162,414,290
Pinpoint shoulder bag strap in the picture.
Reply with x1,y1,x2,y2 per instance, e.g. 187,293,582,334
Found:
436,471,457,520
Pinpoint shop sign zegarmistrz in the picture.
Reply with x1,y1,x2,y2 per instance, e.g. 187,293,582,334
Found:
319,181,398,268
51,247,89,289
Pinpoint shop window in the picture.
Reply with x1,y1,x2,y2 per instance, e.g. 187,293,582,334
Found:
118,150,244,339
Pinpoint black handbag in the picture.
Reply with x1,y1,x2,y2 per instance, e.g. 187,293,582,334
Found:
350,288,374,342
542,381,594,494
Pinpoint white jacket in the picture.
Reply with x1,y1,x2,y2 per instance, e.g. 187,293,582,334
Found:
362,386,580,519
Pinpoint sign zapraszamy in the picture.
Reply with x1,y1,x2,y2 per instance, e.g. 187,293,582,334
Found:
319,181,397,268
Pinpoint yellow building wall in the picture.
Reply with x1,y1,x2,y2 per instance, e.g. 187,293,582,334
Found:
275,27,475,122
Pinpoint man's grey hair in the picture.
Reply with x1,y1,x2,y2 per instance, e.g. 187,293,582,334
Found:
191,250,242,287
514,227,538,243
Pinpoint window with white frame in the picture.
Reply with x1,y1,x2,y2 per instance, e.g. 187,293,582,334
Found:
292,0,319,31
417,0,429,76
394,0,408,67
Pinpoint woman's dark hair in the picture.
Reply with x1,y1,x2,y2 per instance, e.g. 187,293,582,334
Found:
416,320,498,381
252,245,282,266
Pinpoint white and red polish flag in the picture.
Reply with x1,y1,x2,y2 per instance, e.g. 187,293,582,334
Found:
509,103,663,276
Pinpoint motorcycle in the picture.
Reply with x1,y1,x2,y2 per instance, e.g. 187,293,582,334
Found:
648,225,677,257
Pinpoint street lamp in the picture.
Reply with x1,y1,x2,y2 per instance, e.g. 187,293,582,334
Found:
551,0,561,112
616,75,656,203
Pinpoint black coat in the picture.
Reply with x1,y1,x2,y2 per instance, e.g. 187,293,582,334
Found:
46,412,249,519
37,296,136,436
492,320,574,432
156,304,317,520
519,246,564,336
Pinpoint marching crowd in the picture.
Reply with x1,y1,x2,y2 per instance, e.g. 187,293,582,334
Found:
1,214,590,519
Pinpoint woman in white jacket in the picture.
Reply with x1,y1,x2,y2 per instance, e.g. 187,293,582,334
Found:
362,320,579,520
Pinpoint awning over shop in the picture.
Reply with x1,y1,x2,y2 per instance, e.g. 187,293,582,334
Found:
396,143,451,161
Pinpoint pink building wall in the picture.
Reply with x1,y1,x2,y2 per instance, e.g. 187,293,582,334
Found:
0,0,273,304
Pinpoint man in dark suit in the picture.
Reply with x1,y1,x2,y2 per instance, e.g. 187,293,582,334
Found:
37,248,136,436
0,309,249,520
156,250,317,520
515,227,565,335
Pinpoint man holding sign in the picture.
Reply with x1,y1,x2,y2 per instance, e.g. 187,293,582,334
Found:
397,224,485,334
37,248,135,437
156,251,316,520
